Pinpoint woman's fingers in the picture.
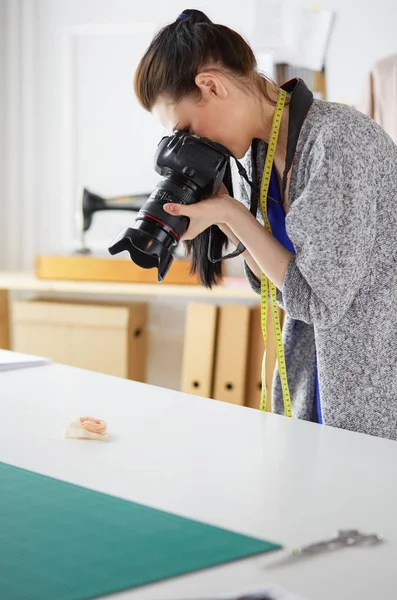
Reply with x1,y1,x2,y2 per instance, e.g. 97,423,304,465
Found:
162,195,233,241
163,202,204,240
163,202,191,216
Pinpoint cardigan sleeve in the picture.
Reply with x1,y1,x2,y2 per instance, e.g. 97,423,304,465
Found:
281,126,377,329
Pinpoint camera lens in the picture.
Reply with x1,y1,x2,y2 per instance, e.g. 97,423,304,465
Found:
108,175,200,282
108,130,228,282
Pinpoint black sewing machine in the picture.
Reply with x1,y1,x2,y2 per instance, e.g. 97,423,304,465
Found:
76,187,150,254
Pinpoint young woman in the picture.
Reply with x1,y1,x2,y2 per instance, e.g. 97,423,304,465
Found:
133,9,397,440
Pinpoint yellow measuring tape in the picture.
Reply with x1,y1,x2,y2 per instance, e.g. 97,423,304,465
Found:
259,89,292,417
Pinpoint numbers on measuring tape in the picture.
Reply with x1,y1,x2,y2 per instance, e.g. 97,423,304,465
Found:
259,89,292,418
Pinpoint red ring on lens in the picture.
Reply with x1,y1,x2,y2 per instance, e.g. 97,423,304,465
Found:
141,213,181,241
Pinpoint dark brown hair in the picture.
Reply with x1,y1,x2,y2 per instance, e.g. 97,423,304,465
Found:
134,9,269,287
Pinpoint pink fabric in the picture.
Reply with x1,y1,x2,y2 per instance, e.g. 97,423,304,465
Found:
359,54,397,144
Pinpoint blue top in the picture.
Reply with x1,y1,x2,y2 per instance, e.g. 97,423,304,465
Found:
267,166,322,423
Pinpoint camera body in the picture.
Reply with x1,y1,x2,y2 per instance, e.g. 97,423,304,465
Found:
108,130,230,281
154,129,228,195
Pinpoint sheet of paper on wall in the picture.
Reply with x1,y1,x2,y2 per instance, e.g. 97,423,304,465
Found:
295,8,335,71
251,0,285,52
275,7,335,72
0,349,51,371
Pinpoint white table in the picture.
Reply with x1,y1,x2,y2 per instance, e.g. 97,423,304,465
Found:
1,363,396,599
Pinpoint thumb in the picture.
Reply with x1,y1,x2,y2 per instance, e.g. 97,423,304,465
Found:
163,202,192,217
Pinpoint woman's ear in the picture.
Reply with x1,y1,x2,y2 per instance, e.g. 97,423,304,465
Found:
195,72,229,100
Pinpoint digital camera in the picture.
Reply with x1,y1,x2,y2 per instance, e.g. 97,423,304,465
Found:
108,130,230,282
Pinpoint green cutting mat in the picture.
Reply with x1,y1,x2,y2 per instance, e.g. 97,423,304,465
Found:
0,461,281,600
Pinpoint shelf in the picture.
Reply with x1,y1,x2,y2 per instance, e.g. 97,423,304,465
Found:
0,271,258,300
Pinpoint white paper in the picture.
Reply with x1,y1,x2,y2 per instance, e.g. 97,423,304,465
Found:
274,7,335,71
295,8,334,71
0,349,51,371
251,0,285,51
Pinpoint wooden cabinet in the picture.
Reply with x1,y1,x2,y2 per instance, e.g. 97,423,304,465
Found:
12,298,147,381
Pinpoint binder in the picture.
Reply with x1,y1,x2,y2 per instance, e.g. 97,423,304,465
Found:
213,304,251,405
245,304,264,410
0,290,10,349
245,303,285,412
181,302,218,397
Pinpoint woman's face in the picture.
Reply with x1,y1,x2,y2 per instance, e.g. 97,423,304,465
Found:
151,71,255,159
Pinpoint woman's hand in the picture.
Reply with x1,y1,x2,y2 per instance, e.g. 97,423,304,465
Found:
163,181,293,289
163,183,245,241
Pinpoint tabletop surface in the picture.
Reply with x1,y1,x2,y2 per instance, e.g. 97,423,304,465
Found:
1,363,396,599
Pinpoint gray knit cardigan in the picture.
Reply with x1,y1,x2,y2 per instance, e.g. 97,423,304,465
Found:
239,98,397,440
